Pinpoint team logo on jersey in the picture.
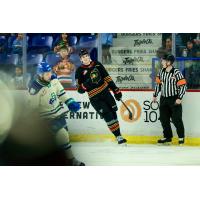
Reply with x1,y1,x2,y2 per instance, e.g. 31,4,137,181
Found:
90,68,101,84
49,92,57,105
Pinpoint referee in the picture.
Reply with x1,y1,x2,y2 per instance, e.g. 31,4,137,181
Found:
153,54,187,145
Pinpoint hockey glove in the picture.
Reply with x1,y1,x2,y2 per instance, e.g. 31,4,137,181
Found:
77,84,86,94
113,88,122,101
65,98,81,112
77,79,92,94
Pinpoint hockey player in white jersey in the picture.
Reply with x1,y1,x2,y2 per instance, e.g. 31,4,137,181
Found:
28,62,85,166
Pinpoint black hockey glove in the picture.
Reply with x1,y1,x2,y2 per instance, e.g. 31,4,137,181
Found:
77,79,92,94
113,88,122,101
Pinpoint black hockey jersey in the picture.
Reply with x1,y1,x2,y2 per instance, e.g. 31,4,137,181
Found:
75,61,118,98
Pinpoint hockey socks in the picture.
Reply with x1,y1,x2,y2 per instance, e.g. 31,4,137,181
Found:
102,111,121,137
107,119,121,137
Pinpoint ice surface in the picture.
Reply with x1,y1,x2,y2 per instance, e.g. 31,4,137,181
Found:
72,142,200,166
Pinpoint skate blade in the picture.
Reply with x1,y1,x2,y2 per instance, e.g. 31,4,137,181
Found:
118,143,127,147
157,142,171,146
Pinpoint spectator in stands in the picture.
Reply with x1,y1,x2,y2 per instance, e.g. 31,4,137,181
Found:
53,47,75,88
53,33,72,54
194,34,200,50
102,33,113,64
176,34,183,46
0,36,7,53
182,40,197,58
11,33,24,55
10,66,30,89
157,37,172,58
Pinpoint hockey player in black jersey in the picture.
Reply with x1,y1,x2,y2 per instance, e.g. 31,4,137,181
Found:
75,49,127,145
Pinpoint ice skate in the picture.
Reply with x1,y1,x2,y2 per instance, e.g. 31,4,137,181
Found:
157,138,172,145
117,136,127,145
178,138,185,146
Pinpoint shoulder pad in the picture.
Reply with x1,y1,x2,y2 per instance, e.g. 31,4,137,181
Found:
94,61,103,68
51,73,57,80
95,61,101,65
28,80,43,95
51,78,59,85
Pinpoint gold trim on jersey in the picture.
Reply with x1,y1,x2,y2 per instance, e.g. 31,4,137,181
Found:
88,82,108,98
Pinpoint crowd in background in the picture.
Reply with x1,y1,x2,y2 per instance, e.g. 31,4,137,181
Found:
156,34,200,89
0,33,97,89
157,33,200,58
0,33,200,89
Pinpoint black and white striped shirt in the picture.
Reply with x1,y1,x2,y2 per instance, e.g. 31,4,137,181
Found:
153,67,187,99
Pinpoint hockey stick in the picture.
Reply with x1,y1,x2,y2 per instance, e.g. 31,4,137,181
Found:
120,99,133,120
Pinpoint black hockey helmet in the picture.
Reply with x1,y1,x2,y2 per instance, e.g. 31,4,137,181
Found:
162,53,168,60
166,54,175,64
79,49,89,57
162,53,175,64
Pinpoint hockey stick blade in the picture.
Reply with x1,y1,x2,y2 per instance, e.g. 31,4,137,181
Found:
120,100,133,120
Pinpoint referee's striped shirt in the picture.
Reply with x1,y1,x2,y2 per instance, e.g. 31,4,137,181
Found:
153,67,187,99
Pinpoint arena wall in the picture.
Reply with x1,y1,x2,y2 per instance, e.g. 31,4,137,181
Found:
15,90,200,145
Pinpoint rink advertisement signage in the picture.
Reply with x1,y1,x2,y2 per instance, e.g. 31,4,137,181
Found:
120,99,142,122
110,74,152,89
16,90,200,137
106,34,161,89
112,39,162,48
65,101,103,120
110,47,158,56
119,99,159,123
65,98,159,124
105,66,152,74
117,33,162,38
143,100,159,123
63,91,163,135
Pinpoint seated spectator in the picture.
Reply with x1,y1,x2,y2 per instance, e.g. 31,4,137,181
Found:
0,36,8,53
52,47,75,88
53,33,73,54
194,33,200,46
196,50,200,58
156,37,172,58
176,34,183,46
11,33,24,55
182,40,197,58
10,66,31,89
102,33,113,64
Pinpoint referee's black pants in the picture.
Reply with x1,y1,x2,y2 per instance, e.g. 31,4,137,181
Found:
159,96,185,139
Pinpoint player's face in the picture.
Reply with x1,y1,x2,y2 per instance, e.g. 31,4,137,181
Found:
42,71,52,82
161,59,167,68
80,54,91,65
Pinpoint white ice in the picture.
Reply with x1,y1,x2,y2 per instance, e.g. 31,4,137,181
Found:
72,142,200,166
